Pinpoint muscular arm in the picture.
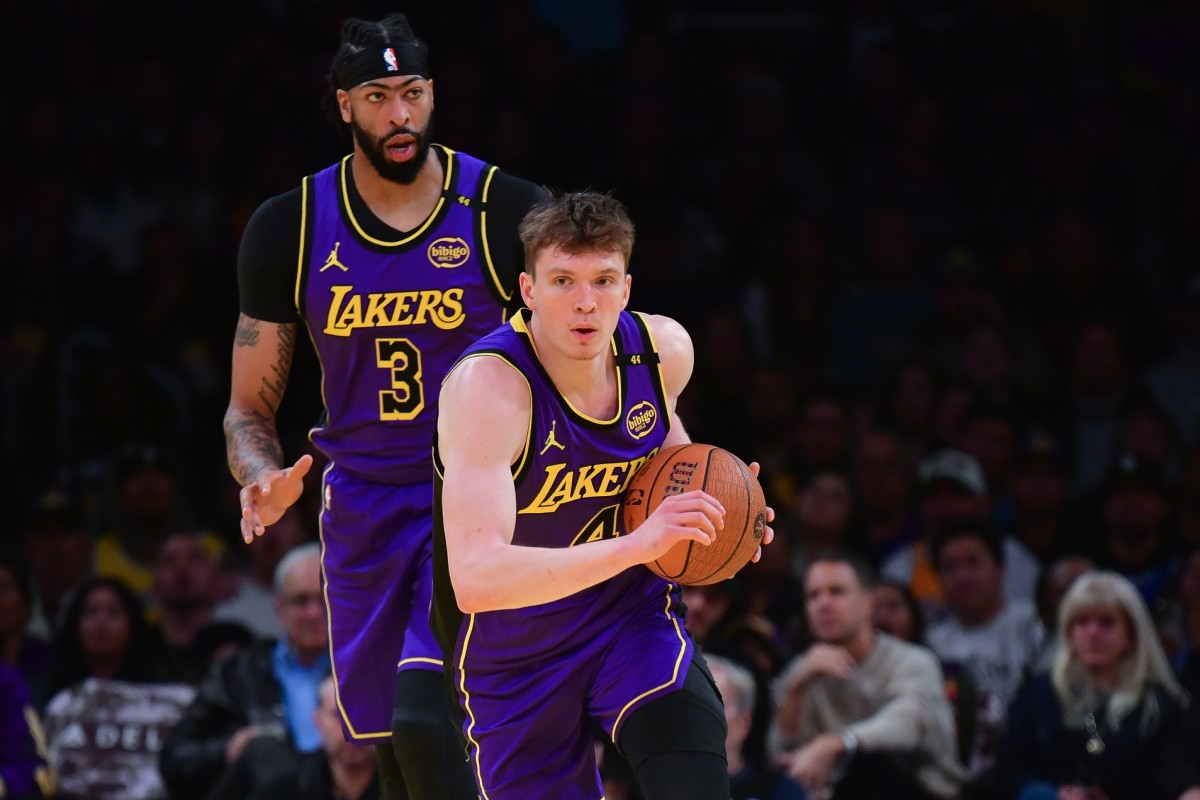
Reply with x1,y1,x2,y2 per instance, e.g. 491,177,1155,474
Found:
223,314,295,485
223,314,311,542
438,356,722,613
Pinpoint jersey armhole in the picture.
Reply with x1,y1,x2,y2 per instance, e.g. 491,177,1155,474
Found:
630,312,672,436
476,165,512,307
443,351,536,483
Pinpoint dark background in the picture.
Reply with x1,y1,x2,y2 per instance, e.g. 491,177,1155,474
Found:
3,0,1200,548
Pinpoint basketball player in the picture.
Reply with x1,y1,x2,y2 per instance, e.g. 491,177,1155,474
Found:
223,13,546,800
432,190,774,799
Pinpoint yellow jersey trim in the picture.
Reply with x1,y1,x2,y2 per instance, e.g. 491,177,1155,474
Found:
610,583,688,739
339,145,454,246
318,462,389,741
631,311,671,435
479,165,511,302
509,312,624,426
443,351,533,479
458,614,493,799
293,176,308,312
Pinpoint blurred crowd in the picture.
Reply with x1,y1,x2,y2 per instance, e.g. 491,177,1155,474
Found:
4,0,1200,798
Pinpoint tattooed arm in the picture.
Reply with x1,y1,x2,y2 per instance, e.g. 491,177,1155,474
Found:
224,313,312,543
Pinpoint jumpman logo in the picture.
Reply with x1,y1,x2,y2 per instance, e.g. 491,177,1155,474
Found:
320,242,348,272
540,420,566,455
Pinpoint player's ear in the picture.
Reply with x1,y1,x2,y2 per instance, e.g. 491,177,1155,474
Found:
620,273,631,309
519,271,535,309
337,89,352,123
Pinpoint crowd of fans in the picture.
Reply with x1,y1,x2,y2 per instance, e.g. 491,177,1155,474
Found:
4,1,1200,798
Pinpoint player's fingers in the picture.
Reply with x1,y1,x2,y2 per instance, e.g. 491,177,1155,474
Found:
747,460,761,478
761,524,775,546
765,504,776,523
750,546,762,563
665,492,725,524
682,525,714,546
290,453,314,481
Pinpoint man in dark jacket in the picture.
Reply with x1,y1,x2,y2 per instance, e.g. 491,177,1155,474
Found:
159,542,329,800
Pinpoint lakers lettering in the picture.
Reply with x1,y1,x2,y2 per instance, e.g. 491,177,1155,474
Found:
323,285,466,335
519,451,658,514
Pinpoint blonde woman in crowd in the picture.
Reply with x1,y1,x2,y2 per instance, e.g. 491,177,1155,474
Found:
997,571,1188,800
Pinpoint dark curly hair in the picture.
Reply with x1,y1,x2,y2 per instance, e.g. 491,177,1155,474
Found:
321,13,429,143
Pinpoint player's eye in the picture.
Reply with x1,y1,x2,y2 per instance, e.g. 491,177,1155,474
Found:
407,88,423,100
366,91,384,102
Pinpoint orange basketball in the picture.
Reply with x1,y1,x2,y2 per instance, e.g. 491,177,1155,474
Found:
622,443,767,585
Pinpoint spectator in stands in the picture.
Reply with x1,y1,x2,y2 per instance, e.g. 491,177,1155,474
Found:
257,675,379,800
20,488,93,642
150,530,218,683
0,554,54,708
45,577,165,703
925,519,1043,789
882,449,1040,618
41,579,191,800
1031,554,1097,672
1092,454,1179,608
770,550,966,799
159,542,330,800
94,443,222,607
997,571,1187,800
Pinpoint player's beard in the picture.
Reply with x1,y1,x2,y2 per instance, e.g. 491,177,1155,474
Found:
352,116,434,185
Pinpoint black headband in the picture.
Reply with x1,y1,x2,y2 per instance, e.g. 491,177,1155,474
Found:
335,42,430,89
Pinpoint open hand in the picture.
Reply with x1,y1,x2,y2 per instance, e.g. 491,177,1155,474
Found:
240,454,314,543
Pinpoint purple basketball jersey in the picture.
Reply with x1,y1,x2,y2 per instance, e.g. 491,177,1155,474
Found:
303,145,512,484
432,310,695,799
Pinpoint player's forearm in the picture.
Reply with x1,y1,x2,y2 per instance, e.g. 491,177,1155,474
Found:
223,406,284,486
451,535,645,612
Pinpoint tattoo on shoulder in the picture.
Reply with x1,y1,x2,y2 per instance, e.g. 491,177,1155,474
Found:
234,316,261,347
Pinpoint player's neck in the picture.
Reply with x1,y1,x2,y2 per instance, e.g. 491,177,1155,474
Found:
350,148,444,232
531,328,619,418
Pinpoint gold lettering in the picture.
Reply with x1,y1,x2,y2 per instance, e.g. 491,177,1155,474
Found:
322,287,466,334
412,290,443,325
519,463,567,513
389,292,419,325
335,294,363,330
434,288,466,330
519,454,657,514
364,293,394,326
324,285,355,337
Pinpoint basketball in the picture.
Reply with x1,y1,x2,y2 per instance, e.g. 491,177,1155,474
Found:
622,443,767,585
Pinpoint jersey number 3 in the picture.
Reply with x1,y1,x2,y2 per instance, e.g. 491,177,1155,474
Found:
377,338,424,420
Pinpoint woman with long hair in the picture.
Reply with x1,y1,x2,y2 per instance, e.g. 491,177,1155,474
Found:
998,571,1189,800
46,576,163,699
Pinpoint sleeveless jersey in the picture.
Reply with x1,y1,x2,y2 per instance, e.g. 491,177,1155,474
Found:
301,145,511,484
432,309,685,662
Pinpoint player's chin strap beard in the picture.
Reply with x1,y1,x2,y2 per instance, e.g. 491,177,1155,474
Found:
336,42,431,89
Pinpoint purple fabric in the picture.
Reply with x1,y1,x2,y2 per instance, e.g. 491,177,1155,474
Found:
0,663,50,799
